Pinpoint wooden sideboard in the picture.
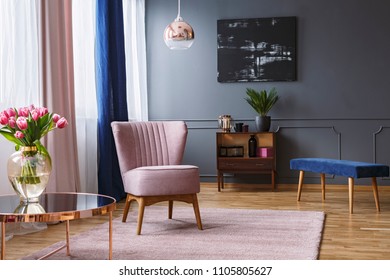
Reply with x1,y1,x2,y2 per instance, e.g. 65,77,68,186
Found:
216,132,276,191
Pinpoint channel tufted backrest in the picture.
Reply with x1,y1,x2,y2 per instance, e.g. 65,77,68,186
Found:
111,121,188,174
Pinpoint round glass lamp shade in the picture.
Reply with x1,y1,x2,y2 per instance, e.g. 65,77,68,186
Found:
164,17,194,50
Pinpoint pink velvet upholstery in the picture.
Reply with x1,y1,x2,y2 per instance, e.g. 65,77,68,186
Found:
111,121,202,234
112,121,188,171
122,165,200,196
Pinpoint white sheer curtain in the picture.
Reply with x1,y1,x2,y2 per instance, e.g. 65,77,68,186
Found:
123,0,149,121
0,0,41,193
72,0,98,194
0,0,46,240
72,0,148,193
0,0,40,110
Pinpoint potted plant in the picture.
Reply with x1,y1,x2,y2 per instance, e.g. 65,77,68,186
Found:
244,87,279,132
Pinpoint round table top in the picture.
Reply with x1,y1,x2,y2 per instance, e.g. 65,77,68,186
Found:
0,192,116,223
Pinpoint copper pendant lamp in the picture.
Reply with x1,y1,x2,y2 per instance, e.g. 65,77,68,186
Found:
163,0,194,50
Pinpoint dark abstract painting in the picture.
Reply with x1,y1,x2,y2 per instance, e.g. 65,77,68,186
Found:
217,17,296,83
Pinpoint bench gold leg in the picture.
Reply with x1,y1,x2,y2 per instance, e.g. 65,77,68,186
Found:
372,177,380,212
297,170,305,201
320,173,325,200
348,177,354,214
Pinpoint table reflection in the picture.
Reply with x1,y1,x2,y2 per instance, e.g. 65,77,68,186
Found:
0,193,116,223
13,202,46,214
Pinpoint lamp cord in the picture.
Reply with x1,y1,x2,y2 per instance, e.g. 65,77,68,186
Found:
177,0,181,19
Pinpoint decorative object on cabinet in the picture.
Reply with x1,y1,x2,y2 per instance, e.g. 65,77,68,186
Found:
257,147,274,158
217,16,296,83
216,132,276,191
234,122,243,132
219,146,244,157
244,87,279,132
217,115,232,132
248,135,257,157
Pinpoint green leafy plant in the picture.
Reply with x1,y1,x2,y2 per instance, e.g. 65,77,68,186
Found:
244,87,279,117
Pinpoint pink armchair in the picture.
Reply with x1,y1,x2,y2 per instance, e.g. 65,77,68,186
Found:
111,121,203,234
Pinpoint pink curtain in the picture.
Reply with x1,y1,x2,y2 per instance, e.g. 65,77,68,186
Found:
40,0,80,193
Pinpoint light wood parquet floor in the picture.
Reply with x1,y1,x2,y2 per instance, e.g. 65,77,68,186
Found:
3,183,390,260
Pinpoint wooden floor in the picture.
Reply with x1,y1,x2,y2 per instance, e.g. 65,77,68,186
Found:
3,182,390,260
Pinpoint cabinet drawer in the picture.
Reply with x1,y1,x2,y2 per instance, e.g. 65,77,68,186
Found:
218,158,273,170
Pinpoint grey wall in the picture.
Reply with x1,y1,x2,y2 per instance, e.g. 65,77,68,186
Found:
145,0,390,186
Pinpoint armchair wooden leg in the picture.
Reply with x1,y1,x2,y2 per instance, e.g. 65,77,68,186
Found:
122,194,132,223
192,194,203,230
168,200,173,219
137,198,146,235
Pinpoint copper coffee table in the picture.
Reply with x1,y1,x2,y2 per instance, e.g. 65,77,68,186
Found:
0,192,116,260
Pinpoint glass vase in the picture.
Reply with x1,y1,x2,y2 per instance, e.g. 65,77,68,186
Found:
7,146,52,203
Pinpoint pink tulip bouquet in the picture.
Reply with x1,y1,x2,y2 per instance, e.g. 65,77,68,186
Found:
0,105,68,196
0,105,68,155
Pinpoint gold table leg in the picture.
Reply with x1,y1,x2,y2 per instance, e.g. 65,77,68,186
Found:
38,212,113,260
38,220,70,260
109,211,113,260
66,220,70,255
1,222,5,260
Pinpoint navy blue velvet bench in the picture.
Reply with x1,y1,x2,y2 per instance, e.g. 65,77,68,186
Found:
290,158,389,213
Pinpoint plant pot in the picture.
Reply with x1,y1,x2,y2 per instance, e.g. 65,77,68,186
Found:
255,116,271,132
7,146,52,203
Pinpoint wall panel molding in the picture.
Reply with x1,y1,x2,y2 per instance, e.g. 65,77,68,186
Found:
373,126,390,181
149,118,390,184
373,126,386,163
275,125,342,159
274,126,341,181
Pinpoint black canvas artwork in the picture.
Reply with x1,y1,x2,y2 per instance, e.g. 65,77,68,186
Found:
217,17,296,83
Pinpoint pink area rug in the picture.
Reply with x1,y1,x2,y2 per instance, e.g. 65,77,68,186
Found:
23,206,325,260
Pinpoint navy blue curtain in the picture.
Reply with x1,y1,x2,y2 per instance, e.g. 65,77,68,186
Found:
95,0,128,201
